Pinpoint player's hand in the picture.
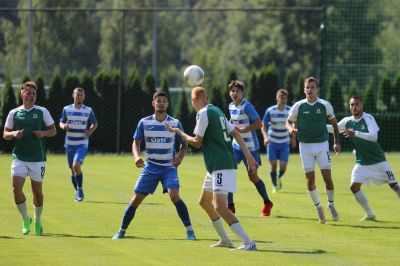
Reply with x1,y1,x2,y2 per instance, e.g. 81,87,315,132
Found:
172,156,183,167
246,155,258,173
235,126,247,133
13,129,24,139
165,122,175,132
135,157,145,168
33,130,44,138
333,144,341,155
84,130,92,137
263,138,269,146
289,128,297,135
342,129,355,138
61,123,69,130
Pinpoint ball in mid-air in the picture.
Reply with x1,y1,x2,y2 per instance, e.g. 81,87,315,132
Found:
183,65,204,86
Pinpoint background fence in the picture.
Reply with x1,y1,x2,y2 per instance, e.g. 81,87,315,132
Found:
1,0,399,153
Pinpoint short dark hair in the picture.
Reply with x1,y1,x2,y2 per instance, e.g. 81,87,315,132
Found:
153,91,169,100
276,88,288,97
228,80,245,92
350,95,363,102
20,81,37,92
74,87,85,93
304,76,319,88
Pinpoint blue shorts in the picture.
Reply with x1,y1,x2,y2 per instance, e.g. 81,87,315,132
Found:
134,162,180,196
267,142,290,162
233,147,261,168
66,145,88,168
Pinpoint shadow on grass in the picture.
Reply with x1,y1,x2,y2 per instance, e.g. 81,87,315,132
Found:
329,223,400,230
0,236,19,239
257,249,326,254
84,200,162,206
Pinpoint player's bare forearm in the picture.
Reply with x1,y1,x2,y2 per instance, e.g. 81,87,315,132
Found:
231,129,257,172
286,120,297,135
330,118,341,154
34,125,57,138
85,123,98,137
165,123,202,149
3,128,23,140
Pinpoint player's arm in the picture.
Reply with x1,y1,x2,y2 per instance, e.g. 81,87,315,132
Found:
328,117,341,154
342,116,379,142
261,122,269,145
173,140,188,167
59,108,68,130
85,122,98,137
236,118,262,133
3,127,24,140
166,124,203,149
132,139,144,168
230,128,257,172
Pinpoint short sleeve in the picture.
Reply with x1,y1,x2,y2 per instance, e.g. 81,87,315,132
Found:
133,119,144,140
287,102,300,122
244,102,260,123
193,109,208,137
42,108,55,126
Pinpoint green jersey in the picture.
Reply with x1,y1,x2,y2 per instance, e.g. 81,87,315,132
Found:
4,105,54,162
193,104,237,173
337,113,385,165
288,98,335,143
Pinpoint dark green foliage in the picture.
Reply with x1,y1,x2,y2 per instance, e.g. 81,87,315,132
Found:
247,71,258,103
256,65,279,115
175,90,192,136
64,72,80,107
294,75,305,102
377,75,391,111
209,85,225,111
393,72,400,106
143,70,156,116
326,74,344,114
284,71,294,105
225,69,238,109
347,80,358,101
35,76,46,107
160,75,173,115
364,80,377,114
0,77,16,152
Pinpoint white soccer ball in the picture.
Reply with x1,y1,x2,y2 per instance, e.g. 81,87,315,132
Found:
183,65,204,86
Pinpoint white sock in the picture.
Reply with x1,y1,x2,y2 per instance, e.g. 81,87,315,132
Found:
34,206,43,222
211,218,231,243
326,189,335,206
354,190,374,216
16,201,29,220
230,222,252,245
308,189,321,207
391,184,400,198
185,225,193,232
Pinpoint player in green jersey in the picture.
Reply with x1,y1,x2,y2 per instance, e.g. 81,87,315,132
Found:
286,77,341,224
327,96,400,221
3,81,57,235
167,87,257,251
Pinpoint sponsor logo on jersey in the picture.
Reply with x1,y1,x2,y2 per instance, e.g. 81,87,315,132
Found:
33,114,38,119
150,137,167,143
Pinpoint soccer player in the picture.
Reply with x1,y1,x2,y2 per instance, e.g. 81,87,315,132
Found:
167,86,257,250
327,96,400,221
59,87,98,201
3,81,57,235
286,77,341,224
112,91,196,240
227,80,273,216
261,89,296,193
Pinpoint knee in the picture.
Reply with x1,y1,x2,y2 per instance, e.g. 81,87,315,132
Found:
248,172,259,183
198,197,208,208
350,184,359,193
72,163,81,174
169,193,180,204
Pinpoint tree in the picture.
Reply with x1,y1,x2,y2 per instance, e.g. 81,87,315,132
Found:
209,85,225,111
143,70,156,117
294,75,305,102
256,65,279,115
159,75,173,115
364,80,377,114
175,90,191,139
326,74,344,114
0,77,16,152
35,75,46,106
348,80,359,100
377,75,391,111
225,68,238,110
284,71,294,105
393,72,400,107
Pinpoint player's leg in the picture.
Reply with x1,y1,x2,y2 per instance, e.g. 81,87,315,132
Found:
28,161,46,236
227,149,243,213
199,174,232,247
351,182,376,221
276,143,290,190
389,182,400,198
267,143,278,191
66,147,77,190
11,160,31,235
73,146,87,201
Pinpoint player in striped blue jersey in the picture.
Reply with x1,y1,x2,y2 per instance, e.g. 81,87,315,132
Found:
59,87,98,201
261,89,296,193
112,91,196,240
227,80,273,217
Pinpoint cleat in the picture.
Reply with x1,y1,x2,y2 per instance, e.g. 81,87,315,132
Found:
35,220,43,236
272,186,278,193
75,189,84,202
228,203,236,214
261,201,273,217
231,241,257,251
210,239,234,248
112,230,126,239
360,215,376,222
186,230,196,240
22,217,32,235
316,206,326,224
328,204,339,221
276,179,282,190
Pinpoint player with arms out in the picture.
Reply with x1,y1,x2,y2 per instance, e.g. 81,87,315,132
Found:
327,96,400,221
3,81,57,235
59,87,98,201
227,80,273,216
112,91,196,240
261,89,296,193
286,77,341,224
167,86,257,250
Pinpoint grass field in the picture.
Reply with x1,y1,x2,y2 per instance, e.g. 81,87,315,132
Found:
0,152,399,265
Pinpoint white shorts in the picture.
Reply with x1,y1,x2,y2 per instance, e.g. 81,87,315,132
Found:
299,141,331,173
351,161,397,186
203,169,237,194
11,159,46,182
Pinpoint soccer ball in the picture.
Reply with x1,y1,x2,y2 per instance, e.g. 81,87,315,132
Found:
183,65,204,86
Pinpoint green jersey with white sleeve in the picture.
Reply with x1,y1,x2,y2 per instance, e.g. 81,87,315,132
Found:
193,104,237,173
288,98,335,143
337,112,385,165
5,105,54,162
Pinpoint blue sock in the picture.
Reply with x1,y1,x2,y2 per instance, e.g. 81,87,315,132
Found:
120,204,137,230
76,173,83,189
255,180,269,203
174,199,192,227
278,170,286,179
227,192,234,205
70,175,77,190
270,171,277,186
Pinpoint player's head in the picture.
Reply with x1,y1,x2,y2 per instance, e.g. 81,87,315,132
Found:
191,86,208,112
304,76,319,100
228,80,245,102
349,95,364,117
20,81,37,104
276,88,288,105
152,91,169,114
73,87,85,105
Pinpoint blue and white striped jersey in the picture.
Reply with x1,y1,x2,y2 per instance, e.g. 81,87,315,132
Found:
60,104,97,147
134,115,185,167
262,105,291,144
228,99,260,151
